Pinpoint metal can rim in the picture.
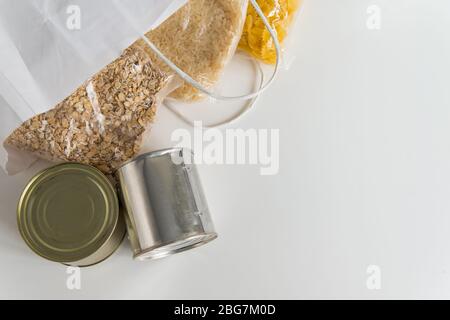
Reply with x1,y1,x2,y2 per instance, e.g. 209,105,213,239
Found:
115,147,194,172
17,163,121,265
133,233,218,261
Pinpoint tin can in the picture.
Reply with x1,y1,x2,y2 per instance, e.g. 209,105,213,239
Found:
17,163,125,267
116,148,217,261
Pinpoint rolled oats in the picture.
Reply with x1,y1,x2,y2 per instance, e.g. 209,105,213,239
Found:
4,47,170,174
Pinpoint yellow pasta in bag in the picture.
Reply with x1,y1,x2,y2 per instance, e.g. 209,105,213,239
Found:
239,0,301,64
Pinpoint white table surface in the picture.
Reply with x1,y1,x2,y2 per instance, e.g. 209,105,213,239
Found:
2,0,450,299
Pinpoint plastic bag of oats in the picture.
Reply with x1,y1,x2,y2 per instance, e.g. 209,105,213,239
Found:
0,0,187,174
4,47,177,175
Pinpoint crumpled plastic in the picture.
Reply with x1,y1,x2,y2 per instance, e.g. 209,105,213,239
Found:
0,0,187,174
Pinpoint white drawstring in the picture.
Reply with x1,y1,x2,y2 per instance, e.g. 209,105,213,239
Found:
164,54,265,128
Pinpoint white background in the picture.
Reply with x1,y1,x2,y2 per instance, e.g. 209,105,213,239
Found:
2,0,450,299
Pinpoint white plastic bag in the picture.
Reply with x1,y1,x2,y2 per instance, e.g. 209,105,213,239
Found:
0,0,284,174
0,0,187,173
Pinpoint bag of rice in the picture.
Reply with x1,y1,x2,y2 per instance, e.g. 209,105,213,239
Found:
135,0,249,102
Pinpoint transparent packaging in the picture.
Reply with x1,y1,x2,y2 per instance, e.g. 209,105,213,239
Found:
239,0,302,66
135,0,249,102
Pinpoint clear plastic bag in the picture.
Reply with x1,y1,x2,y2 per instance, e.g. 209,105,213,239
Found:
134,0,284,107
134,0,250,102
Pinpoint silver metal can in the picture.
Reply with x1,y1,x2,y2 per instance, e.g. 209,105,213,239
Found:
116,148,217,261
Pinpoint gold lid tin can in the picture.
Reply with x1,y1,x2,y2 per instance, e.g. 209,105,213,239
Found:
17,163,125,267
116,148,218,261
